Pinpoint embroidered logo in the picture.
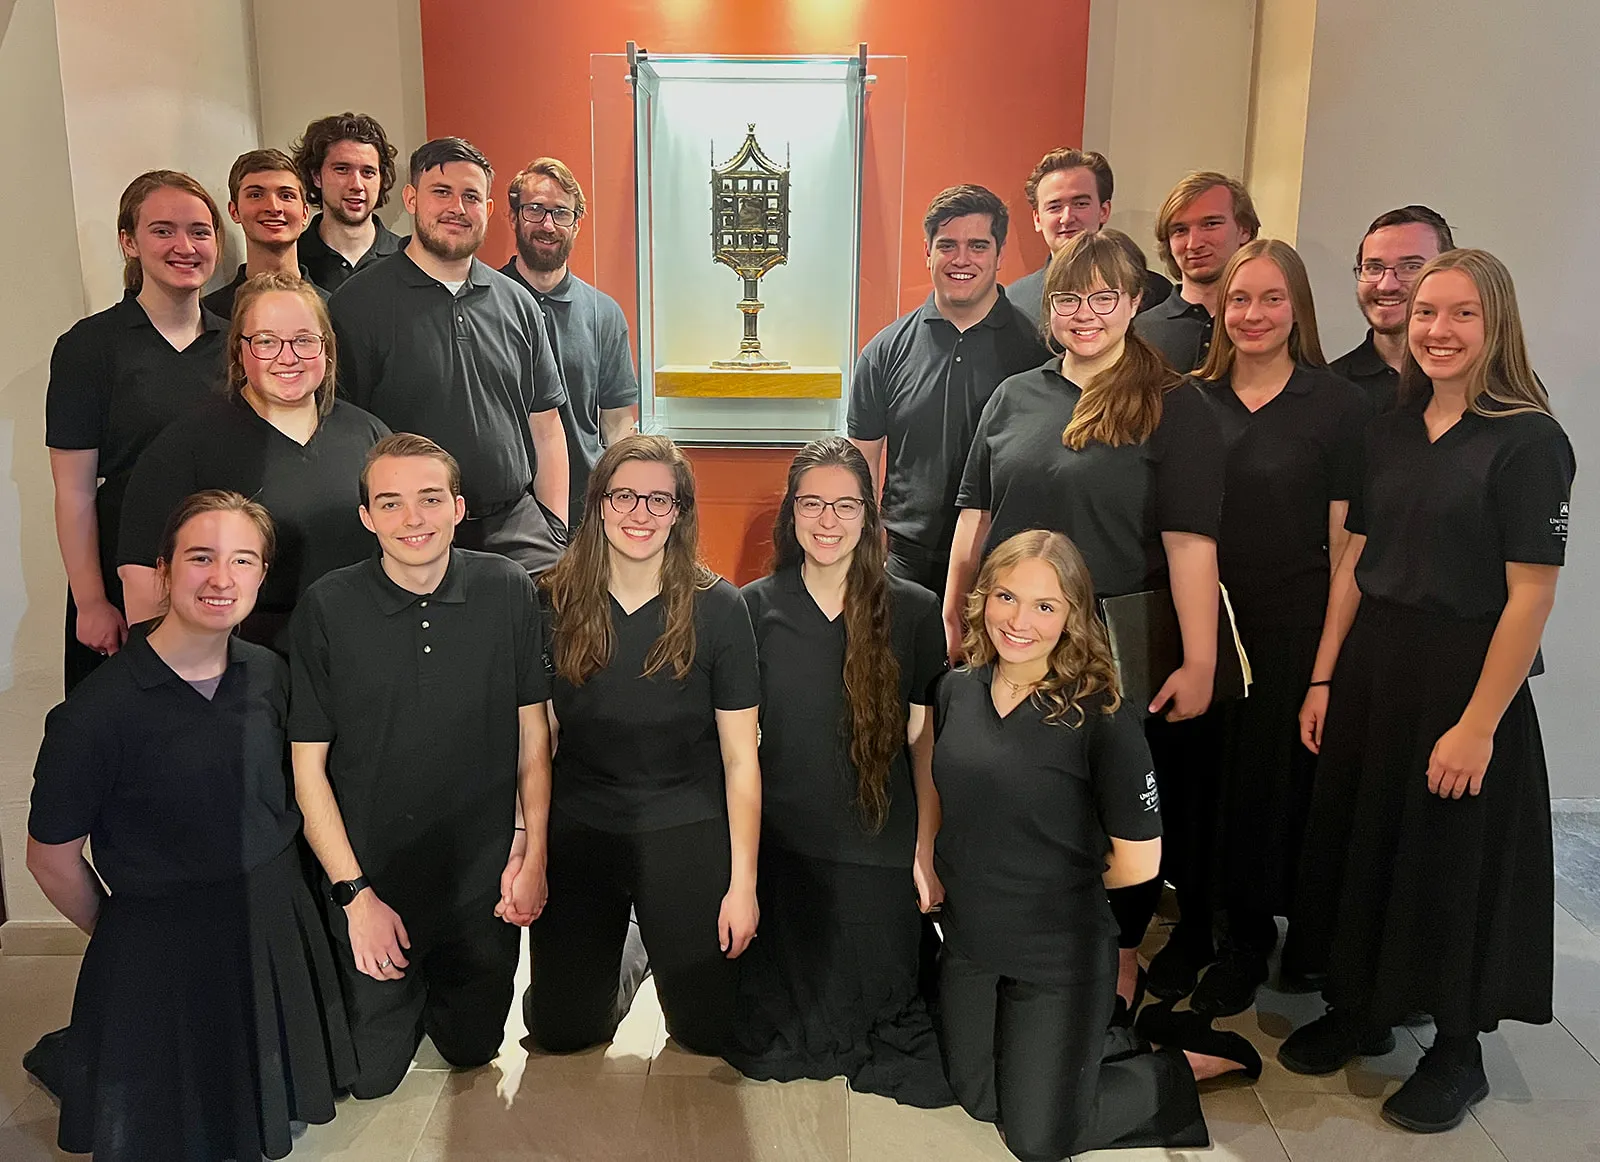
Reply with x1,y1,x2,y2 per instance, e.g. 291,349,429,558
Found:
1139,770,1160,813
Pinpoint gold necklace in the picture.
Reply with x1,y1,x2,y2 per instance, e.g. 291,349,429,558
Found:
997,670,1040,697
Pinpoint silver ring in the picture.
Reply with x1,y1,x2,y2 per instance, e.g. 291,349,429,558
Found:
378,958,392,969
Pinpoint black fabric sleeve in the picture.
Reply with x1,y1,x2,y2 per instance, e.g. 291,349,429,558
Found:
116,423,200,567
954,394,998,510
525,301,568,414
1496,420,1576,566
1329,381,1373,503
512,568,552,706
708,581,761,711
1088,700,1163,841
598,302,639,410
1153,382,1225,537
287,591,337,742
44,324,108,450
846,346,888,441
27,700,108,844
908,589,949,705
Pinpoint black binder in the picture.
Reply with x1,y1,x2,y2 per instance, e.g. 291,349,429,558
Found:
1100,586,1251,713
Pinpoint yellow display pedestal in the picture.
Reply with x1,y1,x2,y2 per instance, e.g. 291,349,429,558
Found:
654,365,843,400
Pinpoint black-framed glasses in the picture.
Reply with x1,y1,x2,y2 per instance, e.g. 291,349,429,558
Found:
515,203,578,228
1049,289,1124,316
605,488,678,517
1355,259,1427,283
243,332,326,359
794,495,865,521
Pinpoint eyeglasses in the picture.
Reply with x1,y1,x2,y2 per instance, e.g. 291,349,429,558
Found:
515,203,578,228
1355,260,1428,283
794,495,865,521
1049,290,1124,316
243,333,326,360
605,488,678,517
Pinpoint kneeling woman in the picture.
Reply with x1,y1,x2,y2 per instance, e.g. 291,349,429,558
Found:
934,530,1256,1161
727,437,952,1105
26,490,355,1162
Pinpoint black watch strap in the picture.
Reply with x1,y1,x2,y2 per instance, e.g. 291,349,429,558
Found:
329,875,370,907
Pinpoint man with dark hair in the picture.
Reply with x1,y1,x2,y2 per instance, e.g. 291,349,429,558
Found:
330,137,572,577
501,156,638,527
1008,148,1172,330
1330,205,1455,410
847,184,1048,597
202,149,329,319
1136,171,1260,372
293,112,402,292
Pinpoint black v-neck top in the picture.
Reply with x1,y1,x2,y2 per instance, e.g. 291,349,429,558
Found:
742,567,946,867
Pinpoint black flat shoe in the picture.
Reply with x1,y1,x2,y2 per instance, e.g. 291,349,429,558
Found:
1381,1043,1489,1133
22,1027,70,1101
1146,933,1216,1001
1135,1002,1262,1080
1190,951,1268,1018
1278,1009,1396,1076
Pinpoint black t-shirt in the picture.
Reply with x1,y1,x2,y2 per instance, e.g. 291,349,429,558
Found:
201,262,331,321
1349,399,1575,620
847,291,1049,564
1195,366,1370,628
932,666,1162,983
547,578,759,834
329,250,567,514
298,213,402,294
1134,290,1214,373
742,567,946,867
1330,330,1401,413
1009,264,1173,338
44,292,228,573
29,630,300,896
288,549,548,916
118,395,390,646
956,361,1225,596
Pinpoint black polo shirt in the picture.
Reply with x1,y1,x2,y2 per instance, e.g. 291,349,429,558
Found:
1008,264,1173,337
298,213,401,294
329,250,567,515
933,667,1161,983
44,292,228,578
288,549,548,917
118,395,390,646
1134,289,1214,373
502,262,638,525
1330,330,1401,412
1349,398,1575,620
956,362,1225,597
201,262,331,320
29,629,299,895
742,567,946,867
847,290,1049,565
548,578,759,834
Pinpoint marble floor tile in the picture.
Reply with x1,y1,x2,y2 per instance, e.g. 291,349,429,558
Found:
412,1069,650,1162
293,1067,448,1161
0,1090,73,1161
1554,1009,1600,1062
846,1090,1015,1162
0,955,77,1127
1473,1097,1600,1162
635,1075,847,1162
1555,903,1600,1014
1256,1089,1506,1162
1075,1086,1290,1162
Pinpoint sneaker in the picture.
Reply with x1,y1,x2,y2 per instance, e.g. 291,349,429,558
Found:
1381,1043,1489,1133
1278,1009,1396,1076
22,1027,70,1100
1190,950,1269,1018
1146,932,1217,1001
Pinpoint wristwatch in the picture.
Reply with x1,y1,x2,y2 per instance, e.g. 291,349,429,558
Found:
329,875,371,907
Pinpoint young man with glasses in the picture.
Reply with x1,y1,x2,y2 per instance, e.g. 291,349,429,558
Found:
501,157,639,527
202,150,330,319
1330,206,1455,411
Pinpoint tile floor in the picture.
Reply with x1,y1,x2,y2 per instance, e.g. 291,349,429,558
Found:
2,900,1598,1161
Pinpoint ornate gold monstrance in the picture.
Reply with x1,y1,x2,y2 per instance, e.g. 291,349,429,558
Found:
710,125,790,369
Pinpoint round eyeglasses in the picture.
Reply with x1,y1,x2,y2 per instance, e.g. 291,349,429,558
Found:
1049,290,1124,317
605,488,678,517
1355,260,1427,283
516,203,578,228
243,333,326,360
794,496,865,521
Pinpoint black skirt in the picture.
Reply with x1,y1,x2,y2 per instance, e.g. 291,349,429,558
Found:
1294,598,1554,1033
727,844,955,1107
57,842,358,1161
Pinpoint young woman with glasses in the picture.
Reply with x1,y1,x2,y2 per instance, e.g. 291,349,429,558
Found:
725,437,953,1105
523,434,762,1059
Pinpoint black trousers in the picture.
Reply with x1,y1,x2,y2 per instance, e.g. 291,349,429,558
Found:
455,490,568,577
329,892,520,1100
524,812,737,1056
938,946,1207,1161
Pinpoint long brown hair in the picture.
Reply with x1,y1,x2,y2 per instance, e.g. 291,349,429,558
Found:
1198,238,1327,380
542,435,716,684
960,530,1121,726
1399,249,1553,418
1046,232,1182,449
117,170,223,293
226,272,338,418
770,438,902,833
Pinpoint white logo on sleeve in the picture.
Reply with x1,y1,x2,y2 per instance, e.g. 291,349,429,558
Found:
1139,770,1160,813
1551,501,1569,542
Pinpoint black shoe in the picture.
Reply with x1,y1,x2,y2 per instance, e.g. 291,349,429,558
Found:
1381,1043,1489,1133
1147,934,1216,1001
1278,1010,1396,1076
22,1027,70,1101
1135,1002,1263,1081
1190,951,1269,1018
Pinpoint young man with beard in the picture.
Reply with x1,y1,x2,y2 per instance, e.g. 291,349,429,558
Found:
847,185,1048,598
1136,172,1259,372
290,433,553,1099
1330,206,1455,411
202,150,329,319
1007,148,1172,331
501,157,638,527
330,137,571,576
293,112,403,293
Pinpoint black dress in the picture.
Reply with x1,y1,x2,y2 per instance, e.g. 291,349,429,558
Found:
1294,399,1575,1033
726,568,952,1106
27,630,355,1161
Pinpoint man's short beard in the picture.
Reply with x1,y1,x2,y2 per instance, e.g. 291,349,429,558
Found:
416,219,483,263
324,200,374,228
517,229,573,274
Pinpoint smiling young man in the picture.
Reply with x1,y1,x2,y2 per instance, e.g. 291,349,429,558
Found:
330,137,571,576
1330,206,1455,411
289,433,553,1099
292,112,403,293
201,150,329,319
1136,172,1260,373
847,185,1049,598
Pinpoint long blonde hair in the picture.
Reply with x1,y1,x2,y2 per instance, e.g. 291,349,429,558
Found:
1197,238,1326,380
961,530,1121,726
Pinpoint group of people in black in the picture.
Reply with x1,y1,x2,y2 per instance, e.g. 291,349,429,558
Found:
22,118,1573,1162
